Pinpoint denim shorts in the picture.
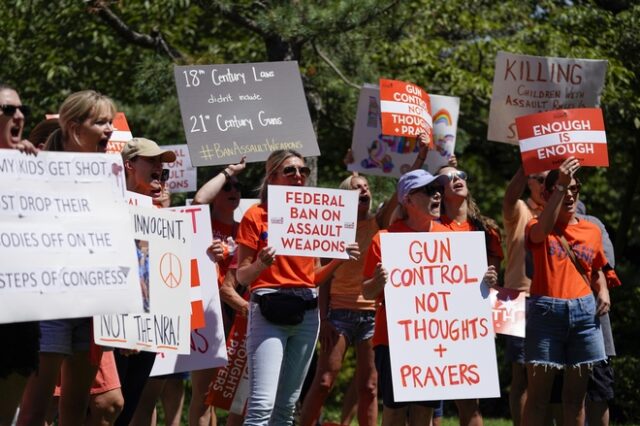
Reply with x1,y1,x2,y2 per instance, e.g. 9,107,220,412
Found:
39,318,92,355
525,294,605,367
328,308,375,345
504,335,525,364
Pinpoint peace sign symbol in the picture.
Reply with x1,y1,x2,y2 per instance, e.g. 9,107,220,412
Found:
160,252,183,288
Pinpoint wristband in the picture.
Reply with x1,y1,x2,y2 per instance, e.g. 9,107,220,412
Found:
220,169,231,181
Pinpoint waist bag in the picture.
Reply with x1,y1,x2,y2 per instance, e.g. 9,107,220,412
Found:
253,292,317,325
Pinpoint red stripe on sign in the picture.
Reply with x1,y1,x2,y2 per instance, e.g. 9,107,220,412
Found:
516,108,604,140
521,143,609,175
190,258,205,330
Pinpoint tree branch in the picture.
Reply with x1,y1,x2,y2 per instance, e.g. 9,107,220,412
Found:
197,0,269,38
328,0,402,34
87,0,185,62
312,42,361,90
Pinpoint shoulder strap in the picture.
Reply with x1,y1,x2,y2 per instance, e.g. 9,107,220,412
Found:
554,227,591,287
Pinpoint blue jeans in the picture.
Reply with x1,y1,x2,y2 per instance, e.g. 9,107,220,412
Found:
328,308,375,345
244,295,319,425
525,294,605,367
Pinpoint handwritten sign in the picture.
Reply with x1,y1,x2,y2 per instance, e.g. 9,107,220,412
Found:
489,287,525,338
94,207,192,354
174,62,319,166
163,144,197,193
487,51,607,144
126,191,153,207
205,314,250,414
516,108,608,174
0,151,138,323
379,79,432,139
268,186,358,259
381,232,500,401
150,205,228,374
349,85,459,177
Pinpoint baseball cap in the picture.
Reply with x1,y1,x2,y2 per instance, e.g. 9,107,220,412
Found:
121,137,176,163
397,169,447,203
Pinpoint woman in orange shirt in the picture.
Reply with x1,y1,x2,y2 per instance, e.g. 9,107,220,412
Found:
522,157,609,426
236,149,358,426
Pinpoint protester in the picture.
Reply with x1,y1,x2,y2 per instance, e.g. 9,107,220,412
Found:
113,137,177,426
362,168,498,426
189,157,246,426
299,174,380,426
0,84,40,426
236,149,359,425
522,157,610,426
437,164,504,426
502,166,548,426
17,90,117,426
28,118,60,150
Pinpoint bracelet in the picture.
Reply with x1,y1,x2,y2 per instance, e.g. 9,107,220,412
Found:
220,169,231,181
417,156,426,161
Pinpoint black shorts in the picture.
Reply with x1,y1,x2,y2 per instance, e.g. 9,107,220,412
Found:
0,322,40,379
374,345,440,409
548,359,614,404
587,360,614,402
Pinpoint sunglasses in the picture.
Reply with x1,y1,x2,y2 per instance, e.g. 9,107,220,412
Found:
222,181,242,192
443,170,467,181
411,184,444,197
282,165,311,178
160,169,170,182
0,104,30,117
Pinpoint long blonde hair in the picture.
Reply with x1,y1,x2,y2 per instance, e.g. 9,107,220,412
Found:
45,90,116,152
258,149,304,204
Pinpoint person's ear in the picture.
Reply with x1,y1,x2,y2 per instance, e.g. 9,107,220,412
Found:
124,159,135,172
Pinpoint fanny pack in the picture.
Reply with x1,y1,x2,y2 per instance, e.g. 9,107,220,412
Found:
252,292,318,325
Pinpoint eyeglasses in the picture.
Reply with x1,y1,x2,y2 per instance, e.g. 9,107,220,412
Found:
567,183,581,196
282,165,311,178
160,169,170,182
529,176,545,184
0,104,30,117
411,184,443,197
222,181,242,192
443,170,467,181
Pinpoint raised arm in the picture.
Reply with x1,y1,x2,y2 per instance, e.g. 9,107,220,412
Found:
503,166,528,218
529,157,579,243
193,156,246,205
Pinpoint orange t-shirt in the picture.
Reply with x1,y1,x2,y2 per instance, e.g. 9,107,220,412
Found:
438,216,504,262
211,218,237,287
363,220,449,348
525,218,606,299
503,198,543,292
329,216,379,311
236,203,315,290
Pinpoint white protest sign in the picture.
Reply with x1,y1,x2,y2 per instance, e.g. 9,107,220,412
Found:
350,85,460,177
0,150,138,323
163,144,197,193
234,198,259,223
268,186,358,259
94,206,192,353
490,287,526,338
381,232,500,401
126,191,153,207
150,205,228,375
487,51,607,144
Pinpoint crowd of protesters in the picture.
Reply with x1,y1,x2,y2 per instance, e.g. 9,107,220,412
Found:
0,82,618,426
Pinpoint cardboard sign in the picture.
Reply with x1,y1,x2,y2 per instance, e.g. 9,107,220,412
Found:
206,313,250,414
106,113,133,154
380,79,432,139
516,108,608,174
487,51,607,144
489,287,525,338
350,85,459,177
150,206,227,374
163,144,197,193
268,186,358,259
381,232,500,401
0,151,139,323
174,62,319,167
94,206,192,353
